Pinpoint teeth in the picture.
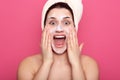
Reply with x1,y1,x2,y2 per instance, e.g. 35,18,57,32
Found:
55,36,65,38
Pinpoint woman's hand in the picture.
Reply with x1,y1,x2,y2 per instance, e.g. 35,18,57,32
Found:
41,27,53,63
67,28,85,80
67,27,83,65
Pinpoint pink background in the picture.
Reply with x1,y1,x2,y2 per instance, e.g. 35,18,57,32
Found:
0,0,120,80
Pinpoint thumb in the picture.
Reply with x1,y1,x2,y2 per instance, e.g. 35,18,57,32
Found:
79,43,84,54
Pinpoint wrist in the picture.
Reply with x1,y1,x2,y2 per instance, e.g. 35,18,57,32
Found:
70,59,81,68
43,59,53,65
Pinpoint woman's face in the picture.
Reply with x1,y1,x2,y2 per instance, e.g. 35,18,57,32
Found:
45,8,74,54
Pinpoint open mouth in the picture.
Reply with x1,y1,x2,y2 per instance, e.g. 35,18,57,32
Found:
53,35,66,48
54,35,66,40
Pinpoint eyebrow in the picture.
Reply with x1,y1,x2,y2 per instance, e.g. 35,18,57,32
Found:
47,17,56,19
63,16,71,19
47,16,72,19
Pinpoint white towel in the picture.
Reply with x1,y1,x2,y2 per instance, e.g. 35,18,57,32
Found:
41,0,83,31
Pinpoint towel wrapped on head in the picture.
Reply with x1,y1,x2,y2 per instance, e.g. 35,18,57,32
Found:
41,0,83,31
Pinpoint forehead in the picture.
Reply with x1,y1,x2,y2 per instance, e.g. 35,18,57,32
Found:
47,8,73,19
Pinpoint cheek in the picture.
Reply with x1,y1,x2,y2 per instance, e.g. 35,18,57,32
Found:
49,27,56,34
64,27,70,34
45,25,55,34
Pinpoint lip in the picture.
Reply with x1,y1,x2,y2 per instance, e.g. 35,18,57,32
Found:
53,34,67,40
53,33,66,37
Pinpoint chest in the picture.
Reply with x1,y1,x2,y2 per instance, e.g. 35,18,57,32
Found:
48,64,72,80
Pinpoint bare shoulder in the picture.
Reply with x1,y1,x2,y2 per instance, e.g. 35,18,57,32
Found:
17,54,42,80
81,55,99,80
81,55,98,66
19,54,42,67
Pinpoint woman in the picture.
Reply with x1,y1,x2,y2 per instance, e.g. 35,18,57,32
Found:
18,0,99,80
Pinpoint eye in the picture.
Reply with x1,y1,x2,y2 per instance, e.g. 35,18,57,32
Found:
49,21,57,26
63,21,70,25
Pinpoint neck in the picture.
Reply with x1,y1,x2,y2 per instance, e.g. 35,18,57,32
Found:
53,51,69,65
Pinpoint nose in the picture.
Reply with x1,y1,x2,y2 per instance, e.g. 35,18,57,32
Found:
55,25,63,32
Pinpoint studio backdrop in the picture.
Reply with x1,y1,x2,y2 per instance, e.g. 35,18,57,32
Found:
0,0,120,80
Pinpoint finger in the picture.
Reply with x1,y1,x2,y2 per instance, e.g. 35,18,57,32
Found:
41,28,47,46
67,32,71,49
71,28,75,44
69,30,73,48
79,43,84,54
67,36,71,53
47,33,52,49
42,27,49,49
73,28,78,46
45,28,49,48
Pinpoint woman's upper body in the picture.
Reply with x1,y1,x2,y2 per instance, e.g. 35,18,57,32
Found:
18,1,99,80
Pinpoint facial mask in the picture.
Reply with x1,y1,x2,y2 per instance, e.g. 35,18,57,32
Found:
41,0,83,31
50,25,68,54
42,0,83,54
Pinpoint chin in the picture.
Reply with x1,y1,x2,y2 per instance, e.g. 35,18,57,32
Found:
51,43,67,55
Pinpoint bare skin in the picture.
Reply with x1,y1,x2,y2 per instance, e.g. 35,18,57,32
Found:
17,8,99,80
18,54,99,80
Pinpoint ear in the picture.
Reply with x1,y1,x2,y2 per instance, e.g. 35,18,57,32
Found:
79,42,84,54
